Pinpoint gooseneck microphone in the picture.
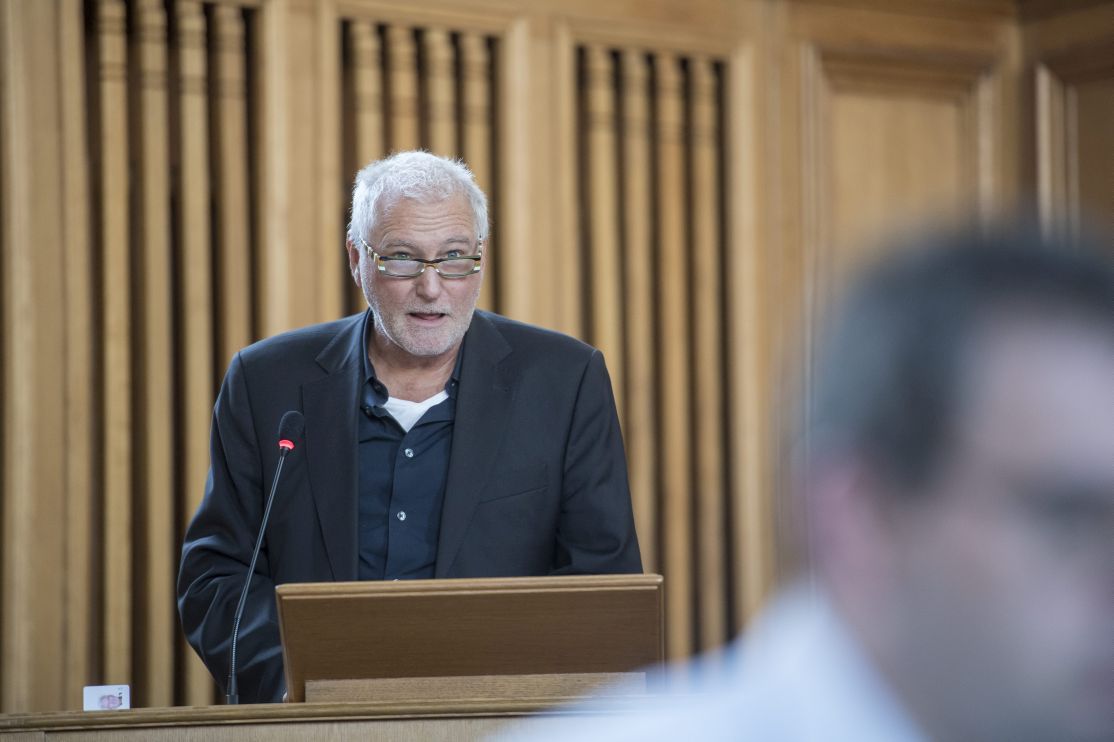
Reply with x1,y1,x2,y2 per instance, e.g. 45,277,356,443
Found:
227,410,305,705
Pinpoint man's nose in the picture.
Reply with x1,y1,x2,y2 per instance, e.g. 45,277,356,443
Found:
414,266,443,300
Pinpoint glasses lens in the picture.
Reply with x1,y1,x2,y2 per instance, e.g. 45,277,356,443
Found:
380,259,423,277
439,258,478,277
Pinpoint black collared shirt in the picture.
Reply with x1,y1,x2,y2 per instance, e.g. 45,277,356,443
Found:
357,311,461,580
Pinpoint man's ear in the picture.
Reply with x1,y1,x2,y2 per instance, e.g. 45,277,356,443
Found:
808,456,897,594
345,239,361,282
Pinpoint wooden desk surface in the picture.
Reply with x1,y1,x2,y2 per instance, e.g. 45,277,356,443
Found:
0,697,632,741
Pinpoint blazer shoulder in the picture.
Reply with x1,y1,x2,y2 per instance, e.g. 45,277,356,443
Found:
236,313,363,369
478,311,598,363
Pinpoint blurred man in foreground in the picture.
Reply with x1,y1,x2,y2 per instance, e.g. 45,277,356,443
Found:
504,225,1114,742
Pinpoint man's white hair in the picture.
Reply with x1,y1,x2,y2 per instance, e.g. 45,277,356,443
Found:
347,150,489,245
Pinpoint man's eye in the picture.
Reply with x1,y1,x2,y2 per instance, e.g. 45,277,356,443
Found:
445,250,464,258
388,252,412,259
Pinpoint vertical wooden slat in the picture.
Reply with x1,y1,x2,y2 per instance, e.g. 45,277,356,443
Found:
212,5,253,368
348,20,383,312
176,0,216,705
459,32,495,311
60,0,94,706
1,0,69,711
97,0,133,689
619,48,657,574
133,0,175,707
655,52,693,661
316,0,343,323
424,28,455,156
386,25,419,152
350,21,385,167
583,46,625,418
726,40,769,632
690,57,727,652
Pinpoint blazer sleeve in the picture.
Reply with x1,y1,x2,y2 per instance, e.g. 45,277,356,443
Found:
552,349,643,575
176,352,286,703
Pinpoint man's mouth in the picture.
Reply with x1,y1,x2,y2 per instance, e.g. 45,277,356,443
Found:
409,311,447,323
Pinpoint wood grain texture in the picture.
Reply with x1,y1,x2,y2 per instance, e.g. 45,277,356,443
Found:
618,49,658,575
689,57,728,652
175,0,217,708
133,0,176,708
386,25,419,151
653,53,694,661
583,46,625,419
212,4,254,369
95,0,133,691
424,28,456,156
306,671,644,703
59,0,95,706
1,0,69,711
277,575,664,702
460,32,496,311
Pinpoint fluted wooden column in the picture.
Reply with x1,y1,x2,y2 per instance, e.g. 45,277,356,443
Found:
175,0,217,706
655,53,693,661
460,32,496,311
58,0,96,708
1,0,79,712
212,4,254,368
425,28,456,156
387,25,420,151
619,49,657,574
95,0,133,690
134,0,176,707
583,46,625,418
690,57,728,652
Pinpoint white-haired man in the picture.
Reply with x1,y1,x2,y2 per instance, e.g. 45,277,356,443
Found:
178,151,642,703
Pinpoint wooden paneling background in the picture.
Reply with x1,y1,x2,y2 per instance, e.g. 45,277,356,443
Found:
1,0,1112,711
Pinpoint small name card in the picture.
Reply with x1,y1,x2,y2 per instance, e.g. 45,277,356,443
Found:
83,685,130,711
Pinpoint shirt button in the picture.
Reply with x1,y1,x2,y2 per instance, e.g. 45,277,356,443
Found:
397,511,407,521
403,448,414,458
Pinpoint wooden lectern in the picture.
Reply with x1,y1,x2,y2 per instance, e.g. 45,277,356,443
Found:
276,574,664,705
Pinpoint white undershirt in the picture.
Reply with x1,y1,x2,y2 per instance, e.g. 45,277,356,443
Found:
382,391,449,432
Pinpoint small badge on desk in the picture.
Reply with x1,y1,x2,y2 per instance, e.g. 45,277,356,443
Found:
83,685,130,711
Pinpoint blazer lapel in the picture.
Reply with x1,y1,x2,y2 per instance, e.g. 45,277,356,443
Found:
435,312,514,576
301,314,364,581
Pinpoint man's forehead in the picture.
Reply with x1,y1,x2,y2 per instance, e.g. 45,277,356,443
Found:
957,317,1114,474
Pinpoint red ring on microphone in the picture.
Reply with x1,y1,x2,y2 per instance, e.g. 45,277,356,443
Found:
278,439,295,451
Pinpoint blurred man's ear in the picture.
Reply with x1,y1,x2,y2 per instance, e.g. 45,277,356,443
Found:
807,456,898,602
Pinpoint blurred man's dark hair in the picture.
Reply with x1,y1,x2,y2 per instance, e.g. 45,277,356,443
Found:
809,225,1114,494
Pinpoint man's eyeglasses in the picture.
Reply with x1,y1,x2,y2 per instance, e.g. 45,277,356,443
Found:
359,238,483,279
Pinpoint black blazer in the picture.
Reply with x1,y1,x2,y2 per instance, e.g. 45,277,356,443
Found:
177,310,642,702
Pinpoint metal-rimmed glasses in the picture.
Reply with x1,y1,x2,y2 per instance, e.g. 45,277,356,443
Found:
358,238,483,278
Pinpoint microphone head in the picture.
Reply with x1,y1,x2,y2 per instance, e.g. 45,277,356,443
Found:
277,410,305,451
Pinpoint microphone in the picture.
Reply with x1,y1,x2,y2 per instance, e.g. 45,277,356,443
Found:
227,410,305,705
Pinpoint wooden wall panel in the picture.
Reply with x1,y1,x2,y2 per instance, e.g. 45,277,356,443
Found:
0,0,71,711
174,0,218,707
654,54,694,661
212,5,254,368
689,57,728,651
386,25,419,152
95,0,134,690
582,46,625,419
1027,3,1114,234
133,0,176,708
59,0,96,706
424,28,455,156
7,0,1110,713
618,49,657,575
460,33,496,311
